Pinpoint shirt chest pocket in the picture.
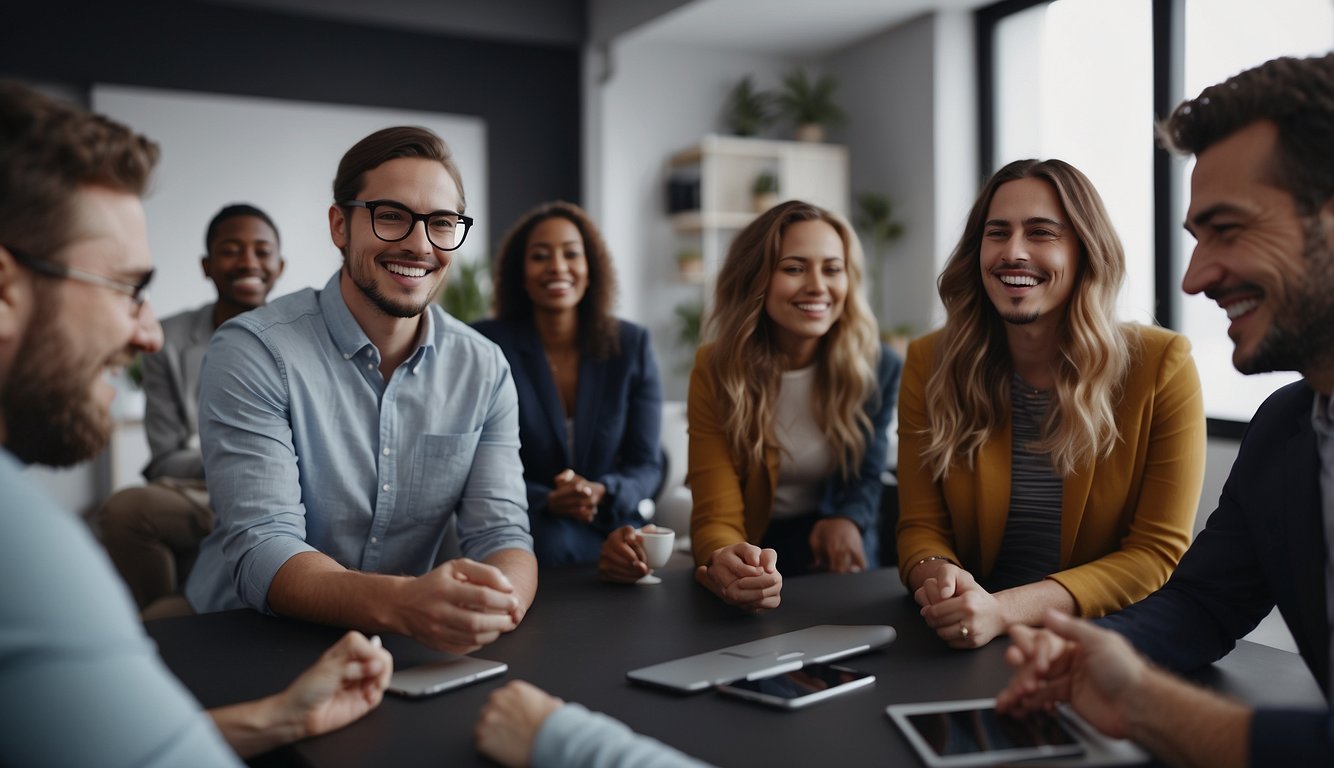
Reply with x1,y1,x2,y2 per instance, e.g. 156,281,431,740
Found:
406,430,482,523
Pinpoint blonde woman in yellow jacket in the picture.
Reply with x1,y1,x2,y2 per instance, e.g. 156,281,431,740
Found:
896,159,1205,648
688,201,901,612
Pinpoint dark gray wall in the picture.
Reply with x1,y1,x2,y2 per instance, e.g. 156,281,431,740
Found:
0,0,583,248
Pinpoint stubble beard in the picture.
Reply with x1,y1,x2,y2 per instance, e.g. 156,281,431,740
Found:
346,253,443,320
1238,214,1334,376
1000,302,1041,326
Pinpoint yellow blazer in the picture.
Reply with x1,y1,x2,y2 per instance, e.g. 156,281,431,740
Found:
895,325,1205,617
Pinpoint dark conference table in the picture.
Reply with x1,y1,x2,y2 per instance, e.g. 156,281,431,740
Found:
148,564,1324,767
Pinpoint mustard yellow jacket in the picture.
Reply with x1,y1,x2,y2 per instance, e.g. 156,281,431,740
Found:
895,325,1205,617
687,343,902,566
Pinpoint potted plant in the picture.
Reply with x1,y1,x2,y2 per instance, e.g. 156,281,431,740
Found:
676,247,704,282
776,67,846,142
724,75,775,137
673,299,705,373
853,191,905,329
439,258,491,323
751,171,780,213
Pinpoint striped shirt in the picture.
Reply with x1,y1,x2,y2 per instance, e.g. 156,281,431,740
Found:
986,374,1062,592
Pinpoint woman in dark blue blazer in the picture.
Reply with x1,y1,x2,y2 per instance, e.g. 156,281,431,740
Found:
474,201,664,568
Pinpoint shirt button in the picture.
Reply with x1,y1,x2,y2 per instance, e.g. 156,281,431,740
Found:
383,484,390,492
370,537,378,544
382,448,390,456
367,363,374,370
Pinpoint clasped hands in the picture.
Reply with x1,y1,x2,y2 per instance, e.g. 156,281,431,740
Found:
547,469,606,523
398,558,524,654
913,561,1006,648
695,542,783,613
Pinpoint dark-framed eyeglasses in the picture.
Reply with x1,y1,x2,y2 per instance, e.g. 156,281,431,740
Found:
6,245,153,316
341,199,473,252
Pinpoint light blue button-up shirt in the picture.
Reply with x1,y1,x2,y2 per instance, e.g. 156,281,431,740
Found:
4,450,239,767
186,271,532,613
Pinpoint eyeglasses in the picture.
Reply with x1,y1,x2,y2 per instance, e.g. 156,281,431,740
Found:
6,245,153,316
341,199,473,252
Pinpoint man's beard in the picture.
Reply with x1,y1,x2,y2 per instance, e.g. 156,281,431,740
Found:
1237,214,1334,376
3,296,112,467
346,257,442,319
1000,309,1040,325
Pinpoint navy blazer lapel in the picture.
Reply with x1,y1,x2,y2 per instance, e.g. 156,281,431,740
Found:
516,329,571,464
573,354,606,469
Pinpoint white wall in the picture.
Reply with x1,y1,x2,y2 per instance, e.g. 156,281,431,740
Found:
588,36,794,399
825,13,941,337
93,85,489,322
592,10,980,402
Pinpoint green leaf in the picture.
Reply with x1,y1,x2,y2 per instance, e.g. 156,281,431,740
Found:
439,259,491,323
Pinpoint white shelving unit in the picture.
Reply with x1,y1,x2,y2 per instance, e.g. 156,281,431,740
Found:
665,135,850,311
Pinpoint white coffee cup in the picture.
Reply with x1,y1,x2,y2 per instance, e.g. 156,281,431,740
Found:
639,526,676,570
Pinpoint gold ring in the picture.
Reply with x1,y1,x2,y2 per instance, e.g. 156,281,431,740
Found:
960,624,970,638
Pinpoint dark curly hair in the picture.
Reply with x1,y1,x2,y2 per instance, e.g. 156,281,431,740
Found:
492,200,620,359
1159,53,1334,216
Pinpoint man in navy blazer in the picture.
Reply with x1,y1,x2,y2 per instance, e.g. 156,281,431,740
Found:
996,53,1334,766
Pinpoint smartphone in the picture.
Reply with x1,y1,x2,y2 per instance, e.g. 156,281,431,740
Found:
886,698,1085,767
716,662,874,709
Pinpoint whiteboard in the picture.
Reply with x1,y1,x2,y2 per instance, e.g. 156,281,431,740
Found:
93,85,488,320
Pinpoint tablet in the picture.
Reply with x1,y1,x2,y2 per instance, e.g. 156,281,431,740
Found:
387,655,507,698
886,698,1085,767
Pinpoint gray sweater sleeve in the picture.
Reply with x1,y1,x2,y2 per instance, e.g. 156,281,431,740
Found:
532,703,713,768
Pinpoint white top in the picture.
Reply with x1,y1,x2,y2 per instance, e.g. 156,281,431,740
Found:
771,365,833,519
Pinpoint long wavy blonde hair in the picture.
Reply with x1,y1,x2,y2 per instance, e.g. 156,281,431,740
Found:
702,200,881,479
920,159,1133,480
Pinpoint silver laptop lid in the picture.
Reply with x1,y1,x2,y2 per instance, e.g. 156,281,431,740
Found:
626,624,896,692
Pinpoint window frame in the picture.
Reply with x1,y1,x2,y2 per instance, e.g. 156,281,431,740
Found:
974,0,1255,434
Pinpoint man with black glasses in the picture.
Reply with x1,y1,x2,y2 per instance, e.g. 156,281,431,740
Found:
186,127,537,654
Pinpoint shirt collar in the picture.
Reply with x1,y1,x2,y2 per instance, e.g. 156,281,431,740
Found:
317,270,437,364
1311,388,1334,436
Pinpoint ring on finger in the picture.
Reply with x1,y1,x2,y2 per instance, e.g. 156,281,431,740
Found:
960,623,971,639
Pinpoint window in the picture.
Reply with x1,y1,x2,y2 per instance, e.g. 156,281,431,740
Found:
992,0,1156,325
981,0,1334,425
1173,0,1333,422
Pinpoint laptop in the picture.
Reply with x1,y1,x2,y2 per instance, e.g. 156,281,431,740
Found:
626,624,896,692
387,654,508,698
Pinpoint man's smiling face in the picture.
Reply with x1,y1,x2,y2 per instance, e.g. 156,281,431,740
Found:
330,157,460,320
979,177,1080,330
1181,120,1334,378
